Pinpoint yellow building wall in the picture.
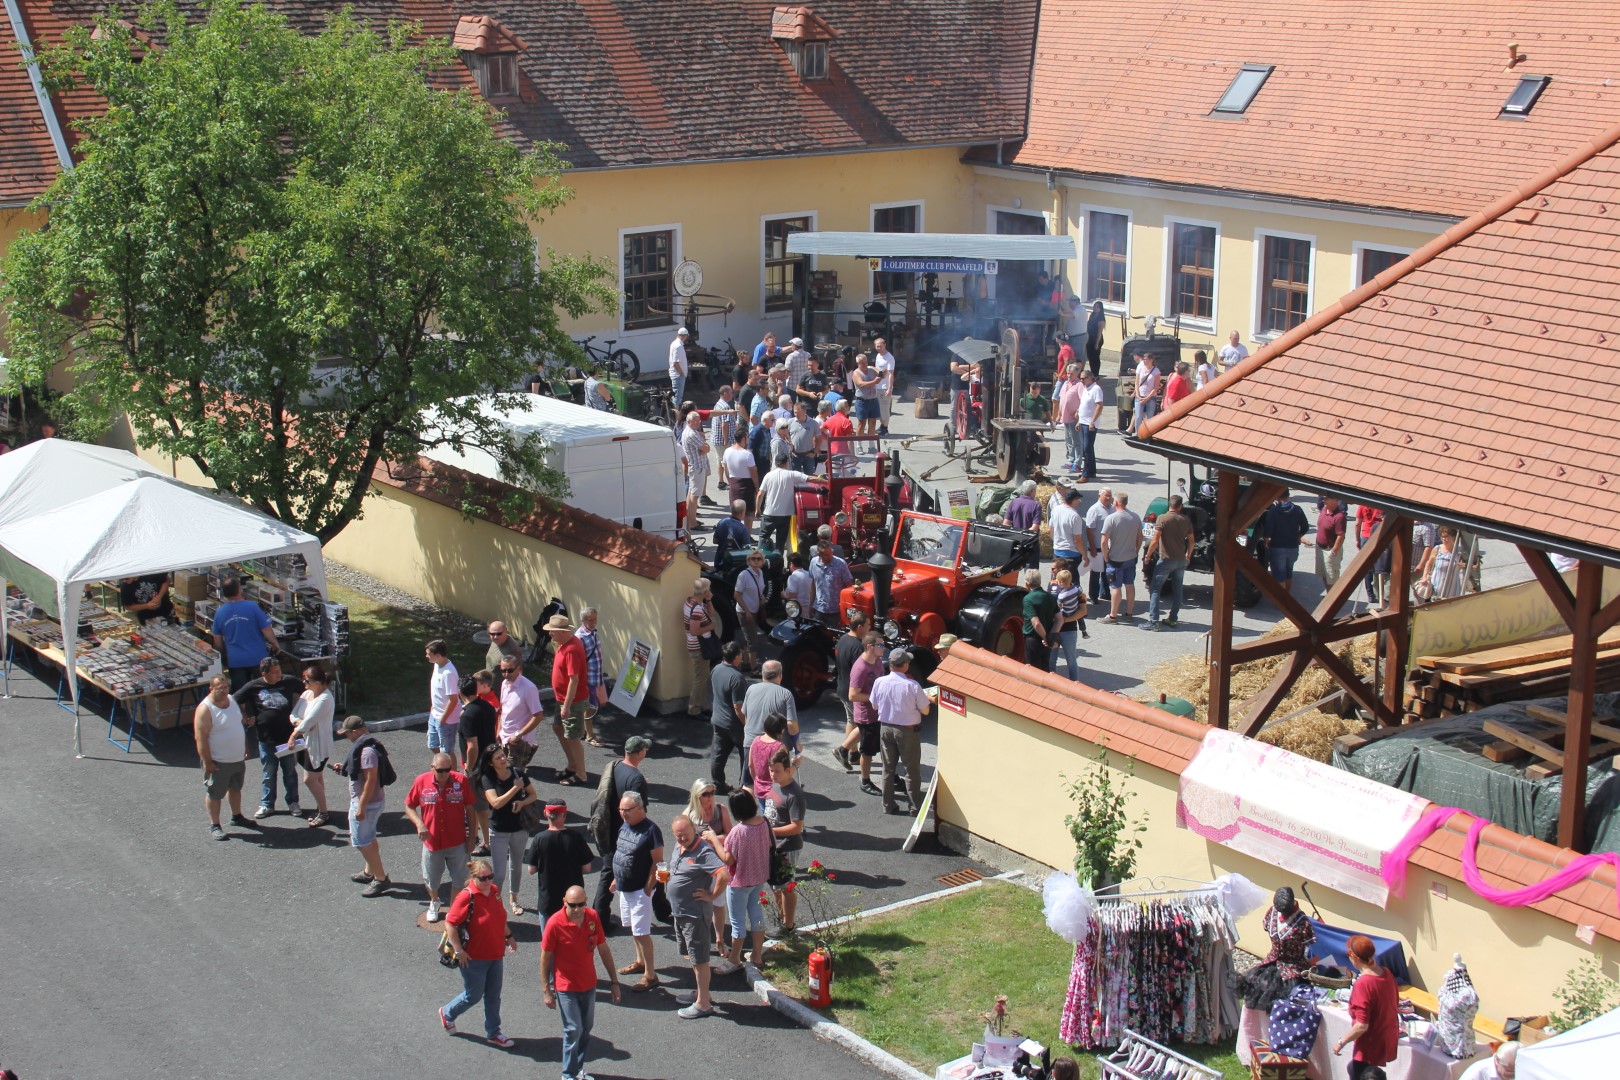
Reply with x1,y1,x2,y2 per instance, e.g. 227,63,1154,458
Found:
541,146,976,356
969,167,1443,355
936,694,1620,1016
0,208,44,346
320,482,702,706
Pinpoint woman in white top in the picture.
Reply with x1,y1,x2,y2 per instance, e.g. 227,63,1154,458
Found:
1419,525,1467,603
685,778,734,946
1193,349,1217,390
289,664,336,827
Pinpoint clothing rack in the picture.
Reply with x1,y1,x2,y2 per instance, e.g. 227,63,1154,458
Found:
1092,875,1222,902
1097,1028,1221,1080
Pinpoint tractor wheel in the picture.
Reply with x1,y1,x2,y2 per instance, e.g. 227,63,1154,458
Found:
941,419,956,458
781,644,828,709
958,586,1027,658
1235,570,1262,608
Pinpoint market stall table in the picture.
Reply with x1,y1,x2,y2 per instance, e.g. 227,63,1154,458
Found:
1238,999,1488,1080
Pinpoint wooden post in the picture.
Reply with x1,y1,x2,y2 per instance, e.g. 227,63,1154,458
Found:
1382,516,1413,719
1559,560,1603,851
1207,470,1239,730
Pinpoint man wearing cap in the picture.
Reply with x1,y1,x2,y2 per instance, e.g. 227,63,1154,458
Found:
336,716,391,895
871,650,933,816
404,751,477,923
783,337,810,395
591,736,650,935
547,615,590,788
524,800,595,923
669,326,690,405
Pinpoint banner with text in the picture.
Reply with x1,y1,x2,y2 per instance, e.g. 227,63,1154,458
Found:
1177,728,1429,906
1407,566,1620,667
867,256,998,275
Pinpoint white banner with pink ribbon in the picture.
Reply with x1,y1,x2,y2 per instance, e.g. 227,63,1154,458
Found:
1176,728,1429,906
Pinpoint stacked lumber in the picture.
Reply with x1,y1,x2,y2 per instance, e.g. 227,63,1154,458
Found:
1401,628,1620,724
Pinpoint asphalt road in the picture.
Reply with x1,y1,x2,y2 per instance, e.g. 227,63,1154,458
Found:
0,668,985,1079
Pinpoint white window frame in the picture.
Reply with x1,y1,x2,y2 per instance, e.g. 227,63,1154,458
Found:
983,205,1048,299
760,210,817,318
869,200,924,302
1162,216,1220,332
1351,241,1416,287
618,222,682,335
1078,203,1132,315
1252,227,1317,342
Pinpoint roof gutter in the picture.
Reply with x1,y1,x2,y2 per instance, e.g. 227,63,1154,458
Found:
1124,435,1620,571
3,0,74,173
980,159,1462,226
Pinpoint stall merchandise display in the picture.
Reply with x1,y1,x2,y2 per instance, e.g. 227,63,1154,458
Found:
1060,889,1240,1049
6,599,219,697
189,561,347,660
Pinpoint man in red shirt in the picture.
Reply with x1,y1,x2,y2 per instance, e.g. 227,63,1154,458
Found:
546,615,590,788
1162,361,1193,409
404,753,475,923
821,398,855,469
542,884,621,1080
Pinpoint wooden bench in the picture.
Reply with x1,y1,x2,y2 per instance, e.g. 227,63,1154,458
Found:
1399,985,1508,1043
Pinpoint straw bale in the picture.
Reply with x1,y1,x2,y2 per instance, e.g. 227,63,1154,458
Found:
1142,621,1375,762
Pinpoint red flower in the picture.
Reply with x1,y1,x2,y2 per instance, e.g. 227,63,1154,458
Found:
758,890,769,902
809,860,824,871
785,880,798,892
826,873,836,881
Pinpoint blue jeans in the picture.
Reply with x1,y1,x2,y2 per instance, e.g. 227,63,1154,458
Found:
444,956,504,1038
558,988,595,1080
671,373,687,406
427,719,458,754
1268,545,1300,584
1080,424,1098,477
1148,558,1187,624
1048,627,1082,681
727,883,766,938
443,965,498,1036
1063,420,1084,467
1133,394,1159,430
258,738,300,811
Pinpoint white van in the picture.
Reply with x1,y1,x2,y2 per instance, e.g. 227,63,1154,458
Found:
422,395,682,539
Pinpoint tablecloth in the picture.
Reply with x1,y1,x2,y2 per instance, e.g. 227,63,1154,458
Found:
1238,1003,1488,1080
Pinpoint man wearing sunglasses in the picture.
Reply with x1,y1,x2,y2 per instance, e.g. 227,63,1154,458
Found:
404,752,476,924
541,885,621,1080
485,621,522,671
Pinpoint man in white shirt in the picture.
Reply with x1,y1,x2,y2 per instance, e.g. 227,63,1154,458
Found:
755,454,811,554
1131,353,1161,435
784,337,811,394
1084,488,1115,603
669,326,690,405
871,651,933,815
1077,369,1106,481
497,655,545,772
1217,330,1249,370
871,337,896,434
425,639,462,757
1050,488,1085,562
783,551,815,613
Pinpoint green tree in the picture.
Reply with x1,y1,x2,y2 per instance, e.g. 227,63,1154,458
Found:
1,1,614,541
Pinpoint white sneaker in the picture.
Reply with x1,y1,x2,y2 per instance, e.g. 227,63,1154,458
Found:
712,958,742,975
252,805,273,819
426,900,442,923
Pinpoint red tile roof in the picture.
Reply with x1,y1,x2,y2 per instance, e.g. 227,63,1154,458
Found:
1140,122,1620,558
374,455,684,582
4,0,1035,197
0,5,64,204
770,6,837,43
452,14,525,54
932,643,1620,940
1009,0,1620,218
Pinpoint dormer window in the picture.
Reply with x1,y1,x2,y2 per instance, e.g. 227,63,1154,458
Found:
454,15,527,101
771,5,836,82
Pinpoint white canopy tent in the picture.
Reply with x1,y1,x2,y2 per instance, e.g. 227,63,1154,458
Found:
0,476,326,755
0,437,166,529
1518,1005,1620,1079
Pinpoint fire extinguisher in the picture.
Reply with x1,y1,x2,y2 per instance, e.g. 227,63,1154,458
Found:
807,946,833,1009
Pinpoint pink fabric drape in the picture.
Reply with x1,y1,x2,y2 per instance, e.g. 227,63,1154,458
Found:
1381,805,1620,913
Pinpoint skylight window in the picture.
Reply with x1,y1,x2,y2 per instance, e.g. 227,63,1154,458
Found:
1212,65,1274,115
1499,75,1550,118
1218,64,1276,114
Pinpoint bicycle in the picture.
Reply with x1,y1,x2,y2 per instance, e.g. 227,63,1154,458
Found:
573,334,640,382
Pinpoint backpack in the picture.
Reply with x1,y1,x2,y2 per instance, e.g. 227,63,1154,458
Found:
343,735,398,787
588,764,619,855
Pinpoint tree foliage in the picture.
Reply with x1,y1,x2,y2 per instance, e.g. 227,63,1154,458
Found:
1,1,615,541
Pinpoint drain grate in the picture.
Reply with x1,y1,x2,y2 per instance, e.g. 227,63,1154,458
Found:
935,868,984,887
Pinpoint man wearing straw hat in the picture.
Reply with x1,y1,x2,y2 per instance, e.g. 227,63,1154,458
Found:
546,614,590,788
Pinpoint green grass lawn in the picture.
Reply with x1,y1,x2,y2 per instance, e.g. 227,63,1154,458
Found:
762,882,1246,1079
328,583,489,720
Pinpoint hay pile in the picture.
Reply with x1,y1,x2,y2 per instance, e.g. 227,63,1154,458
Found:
1143,622,1373,762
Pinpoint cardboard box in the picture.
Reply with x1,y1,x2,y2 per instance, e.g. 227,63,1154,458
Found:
172,570,209,601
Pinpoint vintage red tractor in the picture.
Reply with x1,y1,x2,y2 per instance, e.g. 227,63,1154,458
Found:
789,445,909,563
768,510,1037,707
